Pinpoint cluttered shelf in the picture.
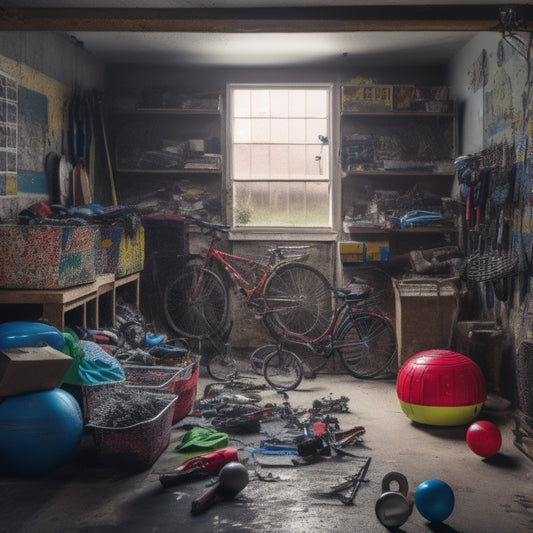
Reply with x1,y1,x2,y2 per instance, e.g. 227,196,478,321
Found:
343,170,455,177
115,168,222,174
344,225,456,235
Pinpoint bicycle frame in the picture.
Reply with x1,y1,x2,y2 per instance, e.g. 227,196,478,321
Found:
199,240,273,302
272,294,394,354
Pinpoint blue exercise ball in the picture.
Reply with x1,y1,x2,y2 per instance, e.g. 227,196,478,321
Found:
0,388,83,476
415,479,455,522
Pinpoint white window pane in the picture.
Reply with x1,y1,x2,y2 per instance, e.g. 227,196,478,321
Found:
251,118,270,143
306,118,328,143
233,118,251,143
288,144,306,178
288,118,306,143
288,90,306,117
234,181,329,226
270,90,289,117
270,144,289,178
306,90,328,117
251,90,270,117
230,84,331,228
271,118,289,143
306,145,328,177
250,144,270,179
233,144,251,180
233,89,250,117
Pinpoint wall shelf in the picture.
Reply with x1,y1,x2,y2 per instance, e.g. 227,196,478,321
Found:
0,273,140,331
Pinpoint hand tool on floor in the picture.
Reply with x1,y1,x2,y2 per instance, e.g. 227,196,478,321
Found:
159,447,238,488
190,461,249,515
311,456,371,505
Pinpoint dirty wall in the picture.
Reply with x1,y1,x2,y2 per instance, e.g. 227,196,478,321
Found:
0,31,104,218
448,31,533,402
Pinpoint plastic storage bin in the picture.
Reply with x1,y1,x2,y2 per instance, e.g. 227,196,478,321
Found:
123,353,199,423
83,383,177,471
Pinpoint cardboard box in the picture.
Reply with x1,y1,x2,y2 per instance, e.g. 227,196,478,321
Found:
340,241,389,264
0,225,99,289
342,85,393,113
0,345,73,396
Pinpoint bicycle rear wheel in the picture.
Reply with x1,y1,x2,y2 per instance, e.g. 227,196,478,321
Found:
164,265,228,339
337,311,397,379
262,262,333,340
263,348,304,391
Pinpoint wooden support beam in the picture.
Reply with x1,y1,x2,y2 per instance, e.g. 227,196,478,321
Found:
0,6,532,32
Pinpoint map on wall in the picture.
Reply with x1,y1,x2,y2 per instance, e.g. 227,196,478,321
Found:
0,71,17,196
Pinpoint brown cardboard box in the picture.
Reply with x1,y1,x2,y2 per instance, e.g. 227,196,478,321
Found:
0,345,73,396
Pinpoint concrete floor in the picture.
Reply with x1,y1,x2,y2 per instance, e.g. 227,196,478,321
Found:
1,364,533,533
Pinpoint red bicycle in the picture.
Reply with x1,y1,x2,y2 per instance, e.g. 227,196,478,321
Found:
163,217,333,377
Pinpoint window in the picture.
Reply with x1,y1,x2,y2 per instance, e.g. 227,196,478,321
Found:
229,84,331,228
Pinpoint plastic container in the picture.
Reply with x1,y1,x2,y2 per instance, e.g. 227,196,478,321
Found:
123,353,199,423
84,383,177,471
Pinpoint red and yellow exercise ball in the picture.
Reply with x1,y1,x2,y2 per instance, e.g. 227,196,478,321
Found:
397,350,486,426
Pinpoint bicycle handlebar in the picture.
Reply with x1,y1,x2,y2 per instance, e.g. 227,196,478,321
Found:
183,215,230,234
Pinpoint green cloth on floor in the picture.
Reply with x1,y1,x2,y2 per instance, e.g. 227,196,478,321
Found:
175,426,229,453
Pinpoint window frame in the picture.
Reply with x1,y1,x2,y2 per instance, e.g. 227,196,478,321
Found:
226,82,336,240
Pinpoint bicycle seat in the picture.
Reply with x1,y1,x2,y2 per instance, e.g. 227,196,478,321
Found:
336,283,370,303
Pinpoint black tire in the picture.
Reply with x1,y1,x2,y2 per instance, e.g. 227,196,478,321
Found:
263,348,304,391
163,265,228,339
207,352,238,381
250,344,278,375
262,262,333,340
337,311,397,379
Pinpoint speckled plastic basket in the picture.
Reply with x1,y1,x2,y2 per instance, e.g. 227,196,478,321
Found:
84,384,177,471
123,353,200,424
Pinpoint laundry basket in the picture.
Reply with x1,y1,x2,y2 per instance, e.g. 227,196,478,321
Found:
123,353,200,423
83,383,177,471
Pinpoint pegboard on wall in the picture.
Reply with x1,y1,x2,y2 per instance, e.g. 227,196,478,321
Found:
0,71,17,196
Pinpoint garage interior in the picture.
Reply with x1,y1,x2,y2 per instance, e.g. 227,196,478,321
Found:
1,1,533,532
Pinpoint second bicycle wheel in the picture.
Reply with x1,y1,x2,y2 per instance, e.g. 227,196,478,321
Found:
263,348,304,391
262,262,333,340
337,311,397,379
208,353,238,381
164,265,228,339
250,343,278,375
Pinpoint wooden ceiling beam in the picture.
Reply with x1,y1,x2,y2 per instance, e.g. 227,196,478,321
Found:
0,6,532,32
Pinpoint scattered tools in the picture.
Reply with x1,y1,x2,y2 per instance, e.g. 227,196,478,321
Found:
190,461,249,515
311,457,371,505
159,447,238,488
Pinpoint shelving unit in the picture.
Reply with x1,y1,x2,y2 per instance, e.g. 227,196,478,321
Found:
109,94,224,215
0,273,140,332
339,83,458,257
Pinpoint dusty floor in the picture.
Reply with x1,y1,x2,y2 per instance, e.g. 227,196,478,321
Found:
1,363,533,533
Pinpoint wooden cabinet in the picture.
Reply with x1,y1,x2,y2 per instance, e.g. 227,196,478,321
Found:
340,84,457,253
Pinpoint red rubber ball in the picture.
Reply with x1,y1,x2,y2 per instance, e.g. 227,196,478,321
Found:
466,420,502,457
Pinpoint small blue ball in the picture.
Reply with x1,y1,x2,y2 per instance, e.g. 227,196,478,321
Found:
415,479,455,522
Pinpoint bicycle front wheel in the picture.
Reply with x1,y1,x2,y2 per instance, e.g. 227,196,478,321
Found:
337,311,397,379
262,262,333,339
164,266,228,339
263,348,304,391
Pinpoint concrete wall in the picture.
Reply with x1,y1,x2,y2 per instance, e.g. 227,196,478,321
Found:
0,32,104,218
